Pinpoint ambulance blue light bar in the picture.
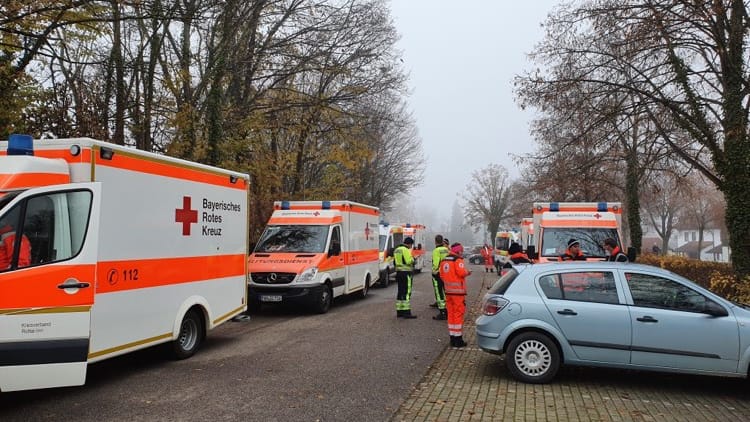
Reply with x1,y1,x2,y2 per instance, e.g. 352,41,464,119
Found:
405,223,411,228
597,202,607,212
8,134,34,156
322,201,331,209
550,202,559,212
280,201,290,210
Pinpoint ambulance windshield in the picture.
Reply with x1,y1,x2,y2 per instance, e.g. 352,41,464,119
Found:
541,228,619,258
255,225,329,253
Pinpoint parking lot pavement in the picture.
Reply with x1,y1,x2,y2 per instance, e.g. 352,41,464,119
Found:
392,271,750,422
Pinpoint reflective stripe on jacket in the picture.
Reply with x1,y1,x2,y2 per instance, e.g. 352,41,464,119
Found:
432,246,449,273
394,245,414,272
439,256,469,295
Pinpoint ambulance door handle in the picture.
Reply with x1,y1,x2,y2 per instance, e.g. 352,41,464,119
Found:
57,279,91,290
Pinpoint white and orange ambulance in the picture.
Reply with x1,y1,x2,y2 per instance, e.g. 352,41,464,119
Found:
0,135,249,392
248,200,379,313
493,230,519,270
520,217,534,252
529,202,624,262
377,221,395,287
400,223,426,272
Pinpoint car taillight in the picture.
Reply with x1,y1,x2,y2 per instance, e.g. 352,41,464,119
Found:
482,296,509,316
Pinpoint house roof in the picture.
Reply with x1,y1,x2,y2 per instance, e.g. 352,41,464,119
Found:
674,241,714,253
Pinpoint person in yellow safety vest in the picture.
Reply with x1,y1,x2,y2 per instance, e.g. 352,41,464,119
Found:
440,243,471,347
430,234,449,320
394,237,417,319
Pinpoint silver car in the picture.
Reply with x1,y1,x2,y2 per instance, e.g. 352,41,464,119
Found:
475,262,750,383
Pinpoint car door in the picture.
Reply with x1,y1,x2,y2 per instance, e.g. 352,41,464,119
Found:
623,271,740,374
0,184,100,392
538,269,631,364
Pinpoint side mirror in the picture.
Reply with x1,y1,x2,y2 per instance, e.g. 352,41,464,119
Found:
704,300,728,317
527,245,537,260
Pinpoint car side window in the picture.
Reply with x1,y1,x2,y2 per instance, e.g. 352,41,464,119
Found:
539,271,618,304
626,272,711,313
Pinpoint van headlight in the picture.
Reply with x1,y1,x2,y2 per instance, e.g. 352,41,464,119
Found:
297,267,318,283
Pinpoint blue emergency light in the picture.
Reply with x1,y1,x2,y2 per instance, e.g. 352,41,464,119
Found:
322,201,331,209
550,202,559,212
8,134,34,156
280,201,290,210
597,202,607,212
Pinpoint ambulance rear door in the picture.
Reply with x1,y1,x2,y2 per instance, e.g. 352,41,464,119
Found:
0,182,100,392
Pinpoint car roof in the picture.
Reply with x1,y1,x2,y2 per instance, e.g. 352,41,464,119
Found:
521,262,676,276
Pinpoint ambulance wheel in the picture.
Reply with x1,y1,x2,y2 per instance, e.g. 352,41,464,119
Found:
359,276,370,299
312,285,332,314
172,309,204,359
379,270,390,288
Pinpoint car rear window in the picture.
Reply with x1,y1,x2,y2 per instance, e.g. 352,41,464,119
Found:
487,268,519,295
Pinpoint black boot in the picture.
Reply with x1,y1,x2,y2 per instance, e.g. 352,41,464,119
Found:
429,302,438,308
432,309,447,320
453,336,467,348
400,310,417,319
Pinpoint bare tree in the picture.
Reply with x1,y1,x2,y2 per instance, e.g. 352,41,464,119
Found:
461,164,515,244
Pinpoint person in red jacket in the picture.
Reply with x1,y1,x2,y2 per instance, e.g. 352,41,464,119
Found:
0,219,31,270
480,243,494,272
440,243,471,348
560,238,585,261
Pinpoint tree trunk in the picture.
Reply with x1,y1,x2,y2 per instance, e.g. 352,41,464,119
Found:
625,148,642,256
111,0,125,145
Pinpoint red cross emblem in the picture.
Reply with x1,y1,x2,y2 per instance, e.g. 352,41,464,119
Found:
175,196,198,235
364,223,370,240
593,213,602,219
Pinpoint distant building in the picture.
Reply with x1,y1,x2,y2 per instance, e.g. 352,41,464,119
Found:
640,226,729,263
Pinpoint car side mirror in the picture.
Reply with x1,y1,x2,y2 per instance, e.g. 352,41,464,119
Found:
704,300,728,317
527,245,537,260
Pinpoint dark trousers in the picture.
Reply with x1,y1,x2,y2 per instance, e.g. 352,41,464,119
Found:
395,271,413,312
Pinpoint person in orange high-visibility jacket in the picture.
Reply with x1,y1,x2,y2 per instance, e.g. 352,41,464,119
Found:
440,243,471,348
0,220,31,271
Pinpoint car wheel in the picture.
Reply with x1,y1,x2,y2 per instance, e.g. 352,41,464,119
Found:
312,285,332,314
171,309,204,360
506,332,560,384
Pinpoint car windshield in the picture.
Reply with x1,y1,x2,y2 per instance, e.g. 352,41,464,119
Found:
255,225,329,253
495,236,511,251
541,228,619,258
392,232,404,246
379,234,387,251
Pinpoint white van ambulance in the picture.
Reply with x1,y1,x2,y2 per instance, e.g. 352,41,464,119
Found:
400,223,426,272
377,221,395,287
0,135,249,392
248,200,380,313
528,202,624,262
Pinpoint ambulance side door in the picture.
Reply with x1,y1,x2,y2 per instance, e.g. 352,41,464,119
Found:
0,183,100,392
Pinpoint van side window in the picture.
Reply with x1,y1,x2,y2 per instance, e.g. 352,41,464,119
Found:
329,226,341,256
21,190,92,266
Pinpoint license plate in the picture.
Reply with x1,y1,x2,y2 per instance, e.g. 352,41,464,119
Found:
260,295,282,302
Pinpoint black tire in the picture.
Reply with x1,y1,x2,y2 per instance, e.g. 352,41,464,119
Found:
171,309,204,360
359,276,370,299
379,270,390,288
505,332,560,384
312,284,332,314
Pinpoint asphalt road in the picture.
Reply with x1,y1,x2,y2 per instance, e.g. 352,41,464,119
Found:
0,270,453,422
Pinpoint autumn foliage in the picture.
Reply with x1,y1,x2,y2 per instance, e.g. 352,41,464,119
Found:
636,254,750,303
